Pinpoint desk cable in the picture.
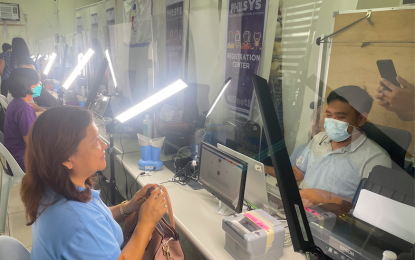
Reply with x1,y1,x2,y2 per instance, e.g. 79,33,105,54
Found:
277,219,292,247
97,171,123,206
97,172,110,205
171,159,199,186
308,246,327,260
173,146,191,169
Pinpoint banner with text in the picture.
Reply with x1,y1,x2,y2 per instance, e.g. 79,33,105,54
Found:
123,0,152,47
76,16,82,33
165,0,184,81
224,0,268,117
106,7,116,53
91,13,98,39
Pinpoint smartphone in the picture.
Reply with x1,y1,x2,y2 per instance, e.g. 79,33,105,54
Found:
376,59,400,91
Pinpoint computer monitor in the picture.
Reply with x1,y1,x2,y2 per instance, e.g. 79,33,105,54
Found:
94,95,110,118
217,143,269,212
199,141,248,215
84,58,108,110
252,74,314,253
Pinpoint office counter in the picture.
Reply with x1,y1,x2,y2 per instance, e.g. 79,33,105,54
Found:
95,117,305,260
114,151,306,260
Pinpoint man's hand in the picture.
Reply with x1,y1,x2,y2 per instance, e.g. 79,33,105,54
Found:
264,165,275,177
292,167,304,182
300,189,345,206
375,76,415,121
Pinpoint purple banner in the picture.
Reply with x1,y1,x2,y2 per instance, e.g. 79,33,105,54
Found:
166,0,184,81
225,0,268,117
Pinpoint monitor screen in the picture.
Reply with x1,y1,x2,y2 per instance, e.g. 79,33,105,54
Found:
94,95,110,118
199,141,247,213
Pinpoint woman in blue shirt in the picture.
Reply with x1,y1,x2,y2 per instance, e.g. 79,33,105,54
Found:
20,106,167,260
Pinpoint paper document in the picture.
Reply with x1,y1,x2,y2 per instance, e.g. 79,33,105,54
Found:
353,189,415,244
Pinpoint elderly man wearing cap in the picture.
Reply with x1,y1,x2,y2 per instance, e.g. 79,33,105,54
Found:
292,85,392,206
4,67,39,173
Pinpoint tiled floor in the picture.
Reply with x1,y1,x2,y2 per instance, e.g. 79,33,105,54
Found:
3,183,32,251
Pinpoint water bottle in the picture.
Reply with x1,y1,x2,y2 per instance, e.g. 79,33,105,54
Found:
81,86,86,99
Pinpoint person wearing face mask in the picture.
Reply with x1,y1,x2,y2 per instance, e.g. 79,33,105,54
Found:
4,68,39,173
294,85,392,206
7,64,46,113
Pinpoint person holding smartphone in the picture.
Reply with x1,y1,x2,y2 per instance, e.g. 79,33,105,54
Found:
375,76,414,122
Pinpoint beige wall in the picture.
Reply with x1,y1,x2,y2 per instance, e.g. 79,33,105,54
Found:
357,0,401,9
0,0,100,53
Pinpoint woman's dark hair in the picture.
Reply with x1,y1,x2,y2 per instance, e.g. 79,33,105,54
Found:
2,43,11,52
327,85,374,115
11,37,31,68
21,106,94,225
8,68,38,98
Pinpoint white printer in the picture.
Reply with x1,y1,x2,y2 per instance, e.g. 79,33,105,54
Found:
222,209,285,260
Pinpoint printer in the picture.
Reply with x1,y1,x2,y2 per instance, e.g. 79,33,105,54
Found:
222,209,285,260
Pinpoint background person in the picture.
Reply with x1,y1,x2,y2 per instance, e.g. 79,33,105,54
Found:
375,75,415,177
375,76,414,122
4,68,39,173
0,43,12,96
21,106,167,260
10,37,38,71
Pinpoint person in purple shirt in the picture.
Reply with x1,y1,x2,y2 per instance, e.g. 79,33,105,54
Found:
4,68,39,173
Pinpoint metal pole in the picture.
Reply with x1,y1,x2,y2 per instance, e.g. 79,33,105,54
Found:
108,121,116,206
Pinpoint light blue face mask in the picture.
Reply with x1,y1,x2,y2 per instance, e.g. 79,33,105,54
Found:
324,118,354,142
32,84,42,98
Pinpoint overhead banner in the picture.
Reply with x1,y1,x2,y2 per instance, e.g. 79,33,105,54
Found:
106,7,115,25
123,0,152,47
106,7,116,53
224,0,269,117
91,13,98,39
165,0,183,80
76,16,82,33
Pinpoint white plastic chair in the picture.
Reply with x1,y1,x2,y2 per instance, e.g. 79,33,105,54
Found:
0,236,30,259
0,95,8,111
0,142,25,233
0,94,8,104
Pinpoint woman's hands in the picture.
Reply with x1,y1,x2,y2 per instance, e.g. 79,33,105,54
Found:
120,187,167,260
137,187,168,229
123,184,158,215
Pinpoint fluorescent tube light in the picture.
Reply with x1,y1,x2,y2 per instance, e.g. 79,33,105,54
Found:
43,52,57,75
115,79,188,123
63,49,94,89
105,49,117,88
206,78,232,118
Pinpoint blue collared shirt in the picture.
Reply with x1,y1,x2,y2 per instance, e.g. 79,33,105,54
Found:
296,132,392,198
31,188,123,260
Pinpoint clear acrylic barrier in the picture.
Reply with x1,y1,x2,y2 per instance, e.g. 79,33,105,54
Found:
32,1,414,259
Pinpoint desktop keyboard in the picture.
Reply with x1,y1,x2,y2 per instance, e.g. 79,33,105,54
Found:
266,182,286,218
267,192,284,209
266,182,279,193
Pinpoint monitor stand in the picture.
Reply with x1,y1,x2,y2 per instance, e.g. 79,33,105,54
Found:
213,200,234,216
